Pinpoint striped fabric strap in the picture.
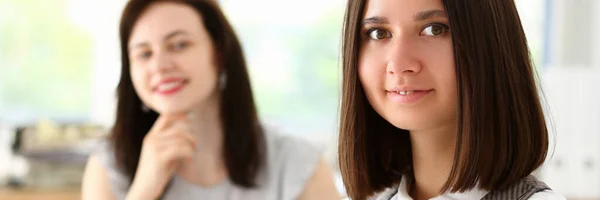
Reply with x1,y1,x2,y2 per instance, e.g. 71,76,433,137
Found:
481,175,551,200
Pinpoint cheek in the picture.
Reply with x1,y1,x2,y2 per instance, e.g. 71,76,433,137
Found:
129,66,154,106
430,47,457,105
129,66,147,93
357,51,384,95
180,50,218,87
440,48,456,93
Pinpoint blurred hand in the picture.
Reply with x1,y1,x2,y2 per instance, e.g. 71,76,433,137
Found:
126,114,197,200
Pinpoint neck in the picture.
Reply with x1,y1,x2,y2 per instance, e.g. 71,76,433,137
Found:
178,93,227,186
188,95,223,155
408,123,456,200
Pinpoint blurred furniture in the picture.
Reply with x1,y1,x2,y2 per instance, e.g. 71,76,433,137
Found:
0,188,80,200
6,119,107,190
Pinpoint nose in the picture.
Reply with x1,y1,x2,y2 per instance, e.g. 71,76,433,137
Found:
149,51,175,73
385,36,422,76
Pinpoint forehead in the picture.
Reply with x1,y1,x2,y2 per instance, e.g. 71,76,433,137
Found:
363,0,446,21
129,2,205,43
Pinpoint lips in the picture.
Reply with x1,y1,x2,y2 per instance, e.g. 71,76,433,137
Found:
391,90,430,95
156,80,184,91
153,78,188,96
386,89,434,104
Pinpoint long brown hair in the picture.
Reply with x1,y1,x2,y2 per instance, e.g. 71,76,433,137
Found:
338,0,549,199
112,0,265,189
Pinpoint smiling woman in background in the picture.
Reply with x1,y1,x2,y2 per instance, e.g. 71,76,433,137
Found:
337,0,566,199
80,0,340,199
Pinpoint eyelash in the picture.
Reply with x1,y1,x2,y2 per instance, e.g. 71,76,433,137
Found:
171,41,190,51
420,23,450,36
138,51,152,60
134,41,191,61
364,22,450,40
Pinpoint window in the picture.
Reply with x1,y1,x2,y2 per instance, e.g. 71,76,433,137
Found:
0,0,95,122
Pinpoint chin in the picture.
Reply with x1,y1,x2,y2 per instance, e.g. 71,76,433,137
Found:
386,113,457,133
383,113,433,131
387,119,419,130
153,103,194,115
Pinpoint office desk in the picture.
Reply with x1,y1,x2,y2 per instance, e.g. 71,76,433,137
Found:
0,188,80,200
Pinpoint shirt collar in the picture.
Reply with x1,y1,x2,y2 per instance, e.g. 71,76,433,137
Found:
394,177,490,200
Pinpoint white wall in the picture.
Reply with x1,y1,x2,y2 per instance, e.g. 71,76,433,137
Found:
87,1,125,127
538,0,600,198
541,67,600,198
547,0,598,68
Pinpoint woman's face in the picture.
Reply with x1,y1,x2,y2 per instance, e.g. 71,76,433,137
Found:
128,2,218,115
358,0,458,132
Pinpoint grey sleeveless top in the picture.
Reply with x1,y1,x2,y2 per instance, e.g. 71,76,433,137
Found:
94,131,323,200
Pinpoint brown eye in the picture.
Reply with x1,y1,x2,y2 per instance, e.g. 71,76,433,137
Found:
174,41,188,50
368,29,391,40
138,50,152,60
170,41,190,52
420,24,449,36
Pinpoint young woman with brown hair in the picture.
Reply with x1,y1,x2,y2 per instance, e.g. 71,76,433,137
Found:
81,1,340,199
337,0,566,199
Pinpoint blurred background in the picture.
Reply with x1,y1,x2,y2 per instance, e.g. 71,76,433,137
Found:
0,0,598,199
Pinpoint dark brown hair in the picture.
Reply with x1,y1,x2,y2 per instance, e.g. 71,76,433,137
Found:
112,0,265,189
338,0,549,199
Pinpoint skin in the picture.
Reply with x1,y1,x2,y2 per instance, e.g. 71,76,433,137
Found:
358,0,458,199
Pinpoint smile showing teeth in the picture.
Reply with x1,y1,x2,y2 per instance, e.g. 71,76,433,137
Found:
157,81,183,92
387,89,433,104
397,91,414,95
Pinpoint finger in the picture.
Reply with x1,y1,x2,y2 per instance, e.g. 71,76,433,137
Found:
155,136,197,152
159,142,195,167
157,122,197,147
148,114,190,137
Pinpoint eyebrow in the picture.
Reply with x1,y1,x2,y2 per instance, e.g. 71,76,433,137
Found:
414,9,447,21
128,30,190,51
362,16,390,25
362,9,447,25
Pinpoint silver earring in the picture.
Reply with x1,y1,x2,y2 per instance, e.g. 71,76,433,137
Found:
141,103,150,113
219,71,228,91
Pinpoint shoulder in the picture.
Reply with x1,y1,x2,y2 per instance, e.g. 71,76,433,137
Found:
263,127,324,199
82,153,117,200
92,139,116,167
264,127,323,166
484,175,565,200
528,190,567,200
521,176,565,200
91,139,126,175
89,138,131,199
